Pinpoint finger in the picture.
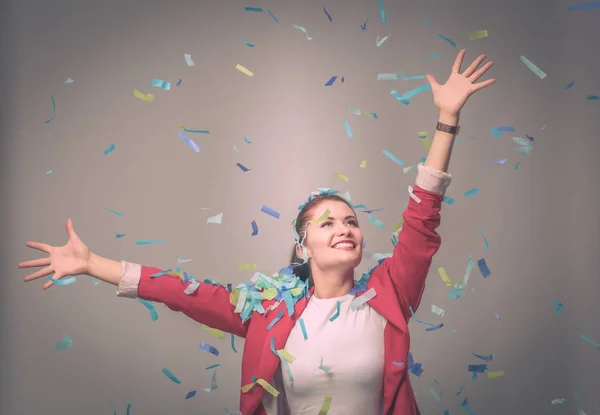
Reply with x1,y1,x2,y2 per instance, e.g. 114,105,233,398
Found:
425,74,439,89
43,279,55,290
25,241,51,253
452,49,466,73
468,61,494,82
463,54,487,78
18,257,51,269
66,218,77,239
470,78,496,92
24,266,54,282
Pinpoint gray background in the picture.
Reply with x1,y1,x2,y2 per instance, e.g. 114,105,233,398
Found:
2,0,599,414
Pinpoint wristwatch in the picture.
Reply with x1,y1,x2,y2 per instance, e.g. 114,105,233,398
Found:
436,122,460,135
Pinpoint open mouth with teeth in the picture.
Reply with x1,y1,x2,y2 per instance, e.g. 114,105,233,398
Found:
331,242,355,250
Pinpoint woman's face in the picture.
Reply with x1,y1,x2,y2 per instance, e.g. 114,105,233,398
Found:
299,199,364,274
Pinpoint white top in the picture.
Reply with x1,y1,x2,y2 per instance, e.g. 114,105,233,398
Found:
262,293,387,415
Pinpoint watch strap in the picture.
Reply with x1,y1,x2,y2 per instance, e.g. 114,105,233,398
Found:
436,122,460,135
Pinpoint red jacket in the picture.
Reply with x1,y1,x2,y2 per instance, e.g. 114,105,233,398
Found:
137,185,443,415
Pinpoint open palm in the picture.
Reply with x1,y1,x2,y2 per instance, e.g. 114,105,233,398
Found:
18,218,90,290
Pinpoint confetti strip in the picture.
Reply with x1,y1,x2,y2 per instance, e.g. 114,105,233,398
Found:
378,0,386,23
329,301,342,322
178,132,200,152
104,144,115,155
151,78,171,90
568,1,600,10
323,7,332,21
468,30,488,40
477,258,491,278
438,34,456,47
138,298,158,321
207,213,223,224
135,239,166,245
56,335,72,351
324,76,337,86
360,19,367,30
231,334,238,353
184,53,194,66
367,213,384,229
333,173,349,182
201,325,225,339
554,301,563,315
203,369,218,392
267,9,279,23
162,368,181,384
235,64,254,77
44,96,57,123
487,370,504,379
344,120,354,139
318,396,332,415
319,356,332,372
261,205,280,219
244,6,262,12
238,263,257,271
382,149,404,165
438,267,453,287
133,89,154,102
376,33,391,47
580,333,600,349
298,318,308,339
520,55,547,79
185,390,197,399
199,342,220,356
292,24,319,40
350,287,377,310
464,188,479,197
251,220,259,236
48,275,76,286
64,78,74,84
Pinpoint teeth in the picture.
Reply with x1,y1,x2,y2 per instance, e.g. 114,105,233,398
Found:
333,243,354,249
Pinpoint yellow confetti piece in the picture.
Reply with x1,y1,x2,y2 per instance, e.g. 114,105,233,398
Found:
468,30,489,40
311,208,331,224
318,396,332,415
333,173,349,182
276,349,296,363
167,271,185,281
438,267,453,287
201,324,225,340
290,287,303,296
418,131,431,151
392,219,404,233
235,64,254,77
261,286,278,300
360,160,367,168
229,289,240,306
487,370,504,379
238,263,257,271
133,89,154,102
241,379,280,397
241,382,254,393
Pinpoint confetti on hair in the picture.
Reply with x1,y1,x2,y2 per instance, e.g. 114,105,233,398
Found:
235,64,254,77
56,335,72,351
162,368,181,384
311,208,331,224
133,89,154,102
261,205,280,219
468,30,488,40
520,55,547,79
44,95,56,123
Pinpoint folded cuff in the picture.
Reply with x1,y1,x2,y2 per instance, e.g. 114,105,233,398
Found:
116,261,142,298
415,163,452,195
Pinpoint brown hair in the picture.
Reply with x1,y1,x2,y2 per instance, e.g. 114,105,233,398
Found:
289,194,356,282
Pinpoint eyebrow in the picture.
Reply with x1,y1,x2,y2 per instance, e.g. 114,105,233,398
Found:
324,215,357,221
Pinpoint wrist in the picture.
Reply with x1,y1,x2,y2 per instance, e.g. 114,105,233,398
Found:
438,111,459,126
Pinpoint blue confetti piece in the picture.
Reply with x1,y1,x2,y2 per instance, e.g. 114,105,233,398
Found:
245,6,263,12
48,275,76,285
183,128,210,134
554,301,563,315
392,361,404,367
138,298,158,321
325,76,337,86
205,364,221,370
231,333,237,353
497,126,515,132
360,19,368,30
473,353,493,361
178,132,200,152
176,79,182,86
490,128,501,137
396,83,432,101
477,258,491,278
438,34,456,47
344,119,354,139
261,205,280,219
236,163,250,172
378,0,386,23
270,336,278,356
199,342,220,356
367,213,385,229
568,1,600,11
382,149,404,166
587,95,599,100
56,335,72,351
456,384,465,396
267,309,284,330
244,136,252,144
251,220,258,236
515,161,521,171
477,229,489,249
525,134,534,142
580,333,600,348
135,239,167,245
390,89,410,105
468,364,487,373
425,323,444,332
460,397,476,415
151,78,171,90
329,301,342,322
267,9,279,23
448,286,465,299
104,144,115,155
243,41,255,47
44,95,56,124
424,18,431,24
105,208,123,217
409,363,423,376
299,318,308,340
126,404,132,415
185,390,197,399
323,7,332,21
443,195,455,205
425,53,441,60
402,75,426,80
464,188,479,197
116,233,126,238
162,368,181,384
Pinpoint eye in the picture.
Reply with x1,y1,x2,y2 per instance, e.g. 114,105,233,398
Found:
321,221,333,227
347,220,359,227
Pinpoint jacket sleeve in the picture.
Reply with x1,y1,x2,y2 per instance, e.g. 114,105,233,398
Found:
383,163,452,322
116,261,249,338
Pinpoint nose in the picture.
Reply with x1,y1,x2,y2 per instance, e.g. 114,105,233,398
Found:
335,225,351,236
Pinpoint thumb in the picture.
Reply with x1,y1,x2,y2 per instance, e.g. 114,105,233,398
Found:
66,218,77,239
425,74,439,89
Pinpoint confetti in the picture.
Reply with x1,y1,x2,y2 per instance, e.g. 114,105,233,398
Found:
464,188,479,197
267,10,279,23
378,0,386,23
580,333,600,349
377,72,403,80
48,275,76,286
350,287,377,310
199,342,220,356
138,298,158,321
344,120,354,139
184,54,194,66
318,396,332,415
231,334,238,353
151,78,171,90
425,53,441,60
44,96,56,123
207,213,223,224
367,213,385,229
201,325,225,339
276,349,296,363
177,132,200,152
251,220,258,236
487,370,504,379
235,64,254,77
241,379,279,397
299,318,308,339
376,33,391,47
564,81,575,89
554,301,563,315
468,30,489,40
319,356,332,372
477,258,491,278
520,55,547,79
64,78,74,84
438,34,456,47
133,89,154,102
104,144,115,155
551,398,566,404
135,239,166,245
382,149,404,166
473,353,493,361
203,369,218,392
238,263,257,271
185,391,197,399
56,335,72,351
477,229,489,249
329,301,342,322
292,24,319,40
325,76,338,86
333,173,349,182
261,205,280,219
360,19,368,30
568,1,600,10
431,304,446,317
244,6,262,12
438,267,453,287
236,163,251,172
360,160,367,168
323,7,332,21
162,368,181,384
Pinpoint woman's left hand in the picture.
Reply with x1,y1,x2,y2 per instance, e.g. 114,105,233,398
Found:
425,49,495,117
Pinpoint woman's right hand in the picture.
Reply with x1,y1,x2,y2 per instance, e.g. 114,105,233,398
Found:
18,218,91,290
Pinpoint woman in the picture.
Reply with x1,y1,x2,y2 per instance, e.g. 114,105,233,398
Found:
18,49,495,415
